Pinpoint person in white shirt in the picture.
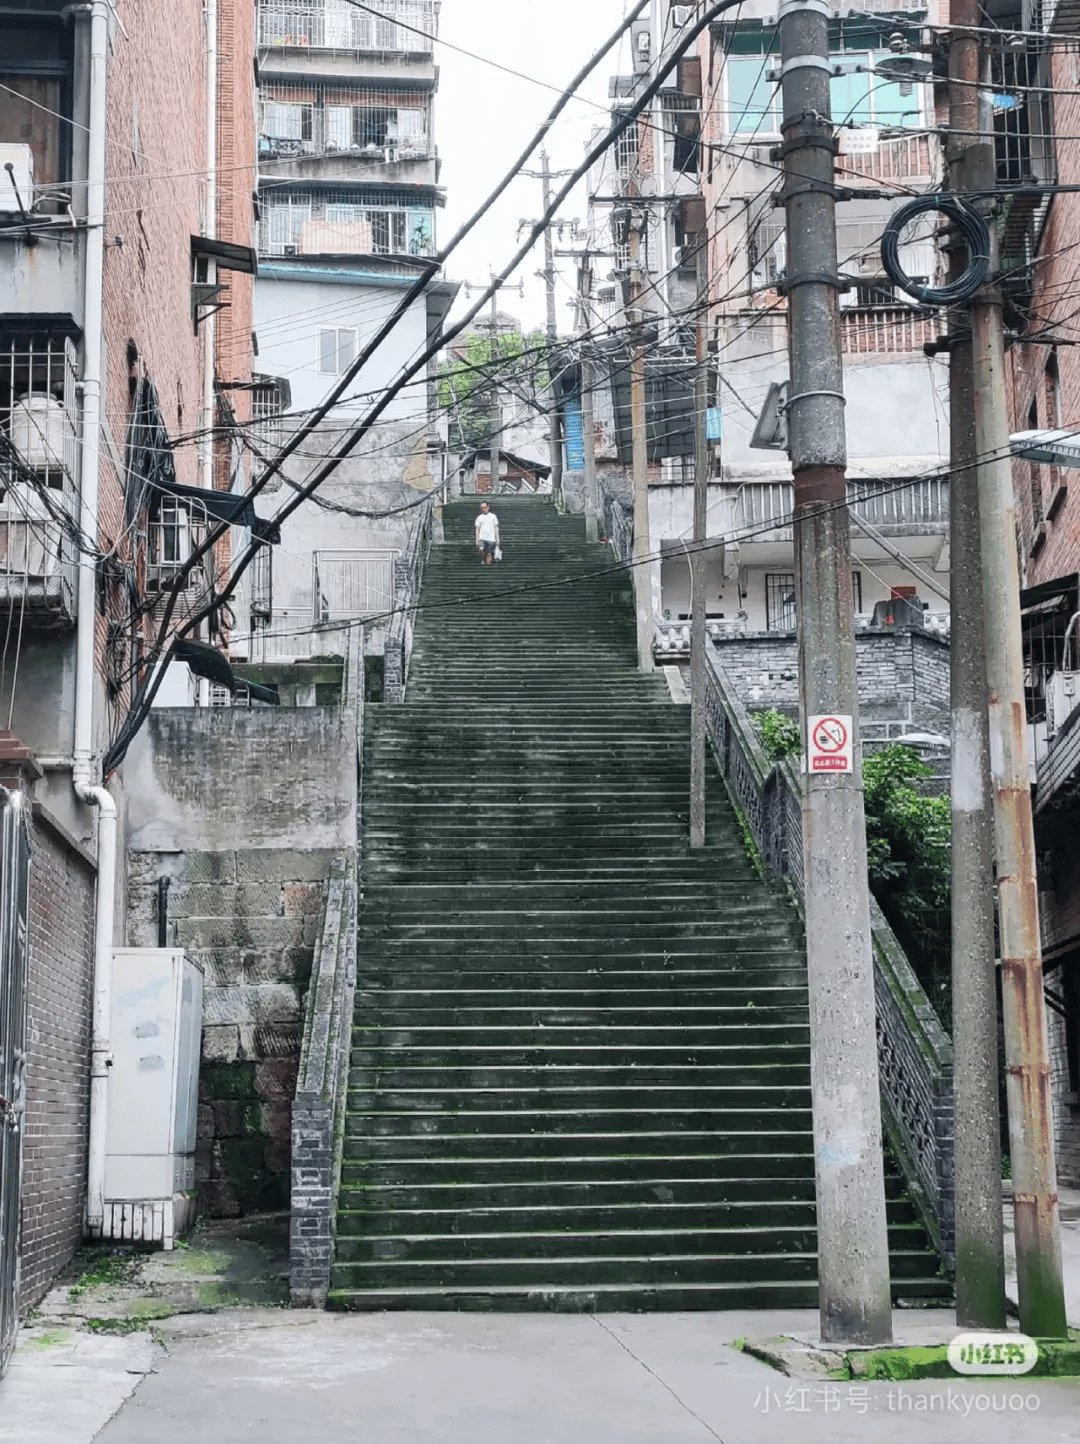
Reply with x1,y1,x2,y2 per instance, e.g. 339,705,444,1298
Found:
474,501,501,565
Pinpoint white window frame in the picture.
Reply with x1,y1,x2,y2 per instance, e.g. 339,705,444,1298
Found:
317,326,358,375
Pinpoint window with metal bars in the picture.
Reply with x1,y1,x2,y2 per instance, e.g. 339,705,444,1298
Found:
766,571,862,630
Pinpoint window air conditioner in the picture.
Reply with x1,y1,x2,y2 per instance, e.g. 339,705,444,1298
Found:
671,4,692,24
1047,671,1080,736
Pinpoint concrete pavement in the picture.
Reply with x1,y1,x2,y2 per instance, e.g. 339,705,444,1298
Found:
3,1308,1079,1444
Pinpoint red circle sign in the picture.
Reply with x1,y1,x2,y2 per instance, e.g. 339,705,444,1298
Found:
812,717,848,754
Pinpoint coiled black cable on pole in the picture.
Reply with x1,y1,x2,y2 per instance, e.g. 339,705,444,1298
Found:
880,194,991,307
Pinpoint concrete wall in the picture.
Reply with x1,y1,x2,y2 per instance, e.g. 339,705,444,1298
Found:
20,808,95,1309
253,274,427,422
125,698,359,1215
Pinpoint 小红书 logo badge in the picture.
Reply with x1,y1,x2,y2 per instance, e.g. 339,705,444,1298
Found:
948,1333,1039,1376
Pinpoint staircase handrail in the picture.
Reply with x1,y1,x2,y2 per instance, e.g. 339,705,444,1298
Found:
702,647,956,1263
384,494,436,703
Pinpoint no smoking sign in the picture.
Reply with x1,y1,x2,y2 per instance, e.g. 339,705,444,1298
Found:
808,715,854,774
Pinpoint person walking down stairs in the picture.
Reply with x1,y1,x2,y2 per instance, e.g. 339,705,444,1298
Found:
474,500,501,565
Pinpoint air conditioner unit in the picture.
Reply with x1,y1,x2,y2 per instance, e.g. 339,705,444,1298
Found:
1047,671,1080,736
671,4,692,23
0,144,33,213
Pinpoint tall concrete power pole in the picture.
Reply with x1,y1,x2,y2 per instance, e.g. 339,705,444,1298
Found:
962,49,1069,1342
541,152,564,508
627,201,654,673
777,0,893,1344
946,0,1007,1331
690,236,710,849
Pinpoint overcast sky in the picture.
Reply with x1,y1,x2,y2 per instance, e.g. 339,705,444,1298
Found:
437,0,632,335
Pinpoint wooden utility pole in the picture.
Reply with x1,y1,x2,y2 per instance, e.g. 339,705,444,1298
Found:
946,0,1007,1331
778,0,892,1344
960,44,1068,1342
689,235,709,848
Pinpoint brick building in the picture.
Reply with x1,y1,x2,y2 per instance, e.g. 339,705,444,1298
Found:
0,0,258,1346
1002,20,1080,1188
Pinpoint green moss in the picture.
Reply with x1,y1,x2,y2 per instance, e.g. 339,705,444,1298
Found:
849,1332,1080,1381
201,1062,257,1101
124,1301,176,1323
21,1330,72,1350
67,1249,140,1303
221,1139,289,1215
85,1317,147,1336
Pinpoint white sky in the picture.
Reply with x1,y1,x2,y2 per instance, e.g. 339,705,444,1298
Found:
436,0,632,336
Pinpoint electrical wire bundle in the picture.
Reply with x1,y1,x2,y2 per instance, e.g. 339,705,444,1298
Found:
880,193,991,306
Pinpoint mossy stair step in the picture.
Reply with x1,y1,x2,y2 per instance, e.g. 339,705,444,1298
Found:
335,494,950,1312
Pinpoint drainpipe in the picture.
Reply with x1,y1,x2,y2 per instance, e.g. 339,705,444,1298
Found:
201,0,218,493
70,0,116,1236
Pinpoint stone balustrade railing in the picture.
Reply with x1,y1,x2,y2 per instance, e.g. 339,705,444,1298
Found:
384,495,434,703
702,651,955,1263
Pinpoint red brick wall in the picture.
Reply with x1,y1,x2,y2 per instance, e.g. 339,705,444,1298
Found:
19,813,95,1309
1007,49,1080,586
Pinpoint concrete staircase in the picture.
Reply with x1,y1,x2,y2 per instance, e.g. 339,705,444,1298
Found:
329,495,948,1310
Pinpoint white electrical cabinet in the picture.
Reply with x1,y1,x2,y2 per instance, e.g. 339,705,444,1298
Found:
104,949,203,1248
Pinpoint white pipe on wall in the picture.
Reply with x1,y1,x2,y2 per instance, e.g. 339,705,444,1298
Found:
201,0,218,493
69,0,117,1235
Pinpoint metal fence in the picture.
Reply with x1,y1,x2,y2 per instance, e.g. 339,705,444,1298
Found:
314,549,397,621
0,335,79,626
0,795,31,1377
702,650,956,1262
258,0,437,52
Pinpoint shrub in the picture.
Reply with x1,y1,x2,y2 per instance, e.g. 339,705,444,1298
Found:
752,709,800,763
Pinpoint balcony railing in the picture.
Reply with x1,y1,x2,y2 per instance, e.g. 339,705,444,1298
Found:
258,1,437,54
841,306,938,356
258,86,432,167
740,477,949,534
0,335,79,626
259,190,436,258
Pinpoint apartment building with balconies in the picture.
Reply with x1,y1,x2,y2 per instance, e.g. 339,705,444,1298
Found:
244,0,455,666
687,3,951,651
0,0,260,1347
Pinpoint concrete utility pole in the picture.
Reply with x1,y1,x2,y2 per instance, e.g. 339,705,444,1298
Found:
689,236,709,848
946,0,1007,1331
963,61,1069,1342
541,152,565,507
628,201,654,672
777,0,893,1344
579,254,600,543
488,278,501,494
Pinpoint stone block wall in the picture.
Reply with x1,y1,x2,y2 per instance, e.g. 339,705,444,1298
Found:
713,627,950,732
1047,1003,1080,1188
125,660,361,1218
127,847,337,1217
20,808,95,1308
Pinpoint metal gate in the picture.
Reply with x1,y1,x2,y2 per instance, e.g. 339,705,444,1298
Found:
0,795,30,1377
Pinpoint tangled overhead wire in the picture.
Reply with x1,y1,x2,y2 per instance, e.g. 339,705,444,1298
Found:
880,194,992,307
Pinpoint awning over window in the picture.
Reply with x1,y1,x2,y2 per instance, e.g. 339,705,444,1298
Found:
173,640,279,706
156,479,281,545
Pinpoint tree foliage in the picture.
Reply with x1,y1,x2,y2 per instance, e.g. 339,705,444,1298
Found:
862,745,952,1024
437,330,552,451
